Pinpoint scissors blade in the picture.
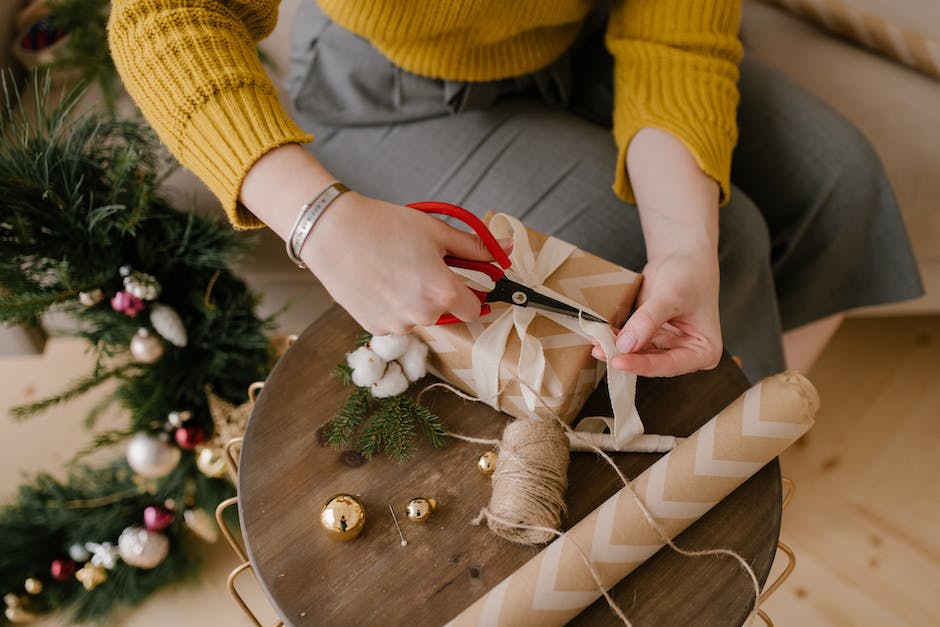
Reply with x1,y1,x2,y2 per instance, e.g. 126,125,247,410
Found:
486,279,609,324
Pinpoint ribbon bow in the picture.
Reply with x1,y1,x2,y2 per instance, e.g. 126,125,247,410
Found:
470,214,673,453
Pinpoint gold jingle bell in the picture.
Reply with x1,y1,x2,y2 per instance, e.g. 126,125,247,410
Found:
195,446,227,478
23,579,42,596
405,497,437,523
319,494,366,541
477,451,498,476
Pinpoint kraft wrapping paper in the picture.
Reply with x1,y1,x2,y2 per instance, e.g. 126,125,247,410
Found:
446,371,819,626
413,213,641,427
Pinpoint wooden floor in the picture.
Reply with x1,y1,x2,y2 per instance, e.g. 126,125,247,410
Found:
1,314,938,626
761,315,940,627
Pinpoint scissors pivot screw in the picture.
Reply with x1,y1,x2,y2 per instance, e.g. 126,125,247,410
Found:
511,291,528,305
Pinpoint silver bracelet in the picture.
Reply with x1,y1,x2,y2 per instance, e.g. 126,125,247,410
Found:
285,181,350,269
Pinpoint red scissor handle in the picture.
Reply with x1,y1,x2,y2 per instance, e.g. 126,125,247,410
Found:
407,201,512,325
407,201,512,269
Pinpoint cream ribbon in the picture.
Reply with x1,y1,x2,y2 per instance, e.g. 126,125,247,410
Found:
470,214,674,453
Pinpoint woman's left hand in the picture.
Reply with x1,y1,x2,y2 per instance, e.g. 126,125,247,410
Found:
593,244,722,377
594,127,724,377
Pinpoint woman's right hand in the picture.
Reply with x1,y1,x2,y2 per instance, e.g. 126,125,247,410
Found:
302,192,512,335
240,144,511,335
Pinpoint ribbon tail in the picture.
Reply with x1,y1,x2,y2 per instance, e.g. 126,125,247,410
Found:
568,431,677,453
470,311,516,410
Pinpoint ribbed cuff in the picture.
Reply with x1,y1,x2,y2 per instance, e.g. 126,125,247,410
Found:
609,58,739,207
179,85,313,229
612,112,736,207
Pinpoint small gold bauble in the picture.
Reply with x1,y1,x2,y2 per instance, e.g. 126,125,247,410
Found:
78,289,103,307
183,508,219,543
195,446,227,478
319,494,366,541
130,328,164,364
23,578,42,595
477,451,498,476
4,605,37,624
405,497,437,523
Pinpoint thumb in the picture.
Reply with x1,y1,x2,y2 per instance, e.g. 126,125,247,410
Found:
438,223,513,261
616,298,676,353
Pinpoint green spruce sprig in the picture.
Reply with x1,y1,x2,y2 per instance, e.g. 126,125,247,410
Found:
325,343,448,462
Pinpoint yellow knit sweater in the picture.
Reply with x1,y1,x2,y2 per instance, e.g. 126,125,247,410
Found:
108,1,741,229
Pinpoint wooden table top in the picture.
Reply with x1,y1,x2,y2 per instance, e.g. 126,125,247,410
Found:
238,305,781,626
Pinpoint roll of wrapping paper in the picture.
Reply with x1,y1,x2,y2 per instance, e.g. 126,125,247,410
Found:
447,371,819,626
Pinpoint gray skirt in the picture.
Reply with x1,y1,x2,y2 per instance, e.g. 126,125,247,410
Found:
284,2,923,382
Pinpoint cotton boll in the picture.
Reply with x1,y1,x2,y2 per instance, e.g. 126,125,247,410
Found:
347,347,387,387
369,334,412,361
371,361,409,398
399,338,429,382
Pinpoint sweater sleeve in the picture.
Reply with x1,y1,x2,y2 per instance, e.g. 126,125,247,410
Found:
108,0,313,229
605,0,742,205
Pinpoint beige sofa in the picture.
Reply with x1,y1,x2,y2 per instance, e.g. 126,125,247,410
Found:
1,0,937,354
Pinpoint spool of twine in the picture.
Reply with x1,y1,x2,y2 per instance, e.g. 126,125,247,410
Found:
484,416,570,545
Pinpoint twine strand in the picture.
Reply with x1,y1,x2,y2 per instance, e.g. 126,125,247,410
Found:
424,379,761,625
481,417,569,544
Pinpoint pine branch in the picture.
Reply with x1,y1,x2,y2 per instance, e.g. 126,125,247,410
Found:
377,395,417,463
356,412,385,460
70,427,137,463
410,400,447,448
0,286,94,323
330,362,353,386
0,70,273,623
10,363,133,420
326,386,371,447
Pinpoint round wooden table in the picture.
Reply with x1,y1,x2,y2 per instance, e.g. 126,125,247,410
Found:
238,306,781,626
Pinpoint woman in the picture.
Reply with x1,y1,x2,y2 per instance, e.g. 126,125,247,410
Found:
108,0,922,383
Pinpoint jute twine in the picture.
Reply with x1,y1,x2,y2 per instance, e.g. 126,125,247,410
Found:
479,416,569,544
420,381,759,626
418,382,570,543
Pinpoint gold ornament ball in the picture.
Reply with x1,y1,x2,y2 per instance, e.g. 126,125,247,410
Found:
405,497,437,523
23,578,42,595
118,526,170,569
130,328,164,364
4,605,37,624
183,508,219,543
195,446,228,478
319,494,366,541
78,289,103,307
477,451,498,476
126,432,181,479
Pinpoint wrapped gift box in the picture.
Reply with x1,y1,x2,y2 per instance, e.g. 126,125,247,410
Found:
413,212,641,425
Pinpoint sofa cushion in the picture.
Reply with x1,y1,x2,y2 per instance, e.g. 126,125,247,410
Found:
743,0,939,312
758,0,940,80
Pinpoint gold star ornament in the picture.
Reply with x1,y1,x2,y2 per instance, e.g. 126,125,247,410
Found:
75,562,108,591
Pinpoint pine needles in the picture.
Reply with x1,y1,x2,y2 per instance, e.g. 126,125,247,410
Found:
326,358,448,463
0,73,274,622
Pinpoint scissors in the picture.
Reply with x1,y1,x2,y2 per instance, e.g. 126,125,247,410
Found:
407,201,609,326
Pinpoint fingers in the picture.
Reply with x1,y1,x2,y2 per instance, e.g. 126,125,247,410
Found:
595,296,721,376
610,346,720,378
616,297,677,354
436,272,484,323
437,220,513,261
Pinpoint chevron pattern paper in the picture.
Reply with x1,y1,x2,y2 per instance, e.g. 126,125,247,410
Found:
412,214,641,425
447,371,819,626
